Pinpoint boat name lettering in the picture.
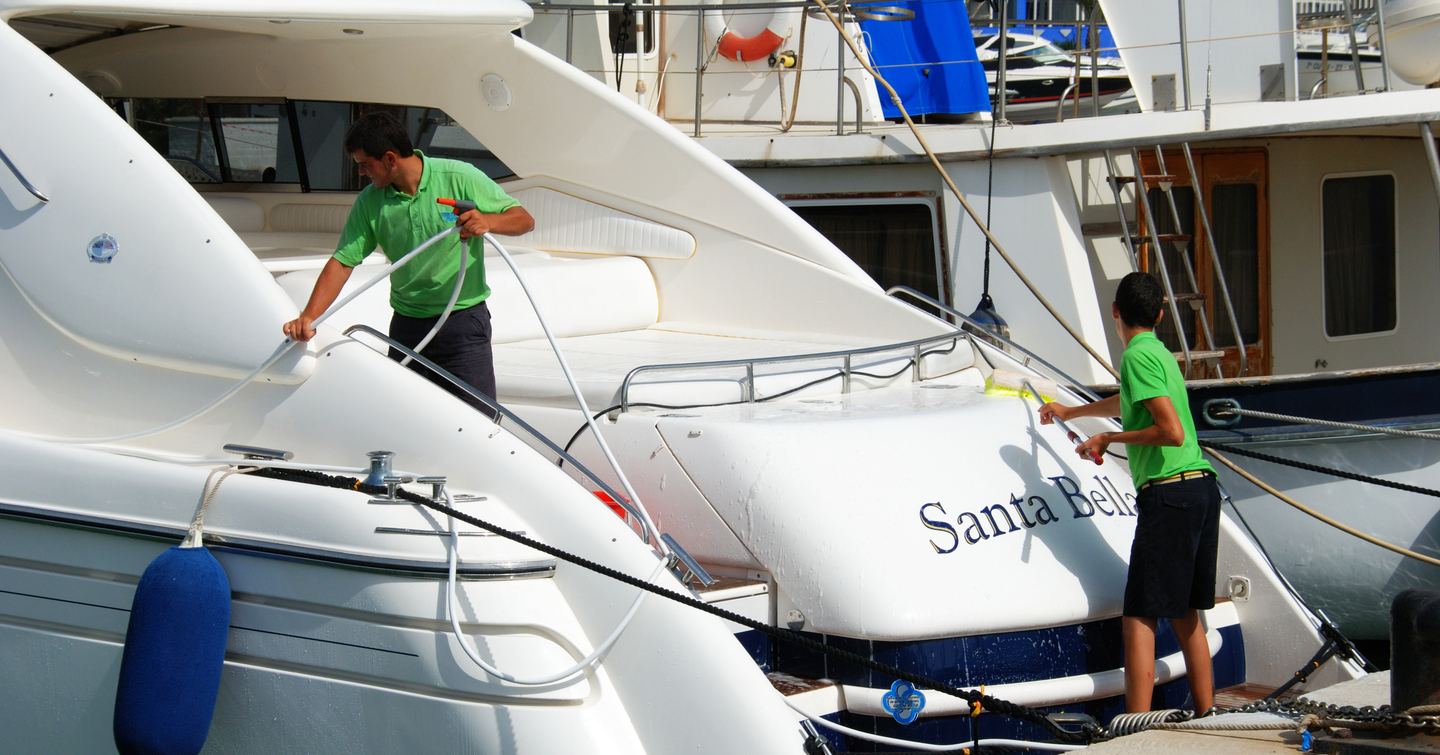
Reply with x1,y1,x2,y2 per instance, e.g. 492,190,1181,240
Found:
918,474,1137,554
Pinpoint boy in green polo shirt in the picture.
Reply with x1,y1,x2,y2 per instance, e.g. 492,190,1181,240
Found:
1038,272,1220,715
283,113,534,415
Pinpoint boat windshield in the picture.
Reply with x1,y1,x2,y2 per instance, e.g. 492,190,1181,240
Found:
111,98,513,190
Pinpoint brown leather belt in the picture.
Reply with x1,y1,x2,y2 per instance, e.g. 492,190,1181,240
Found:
1138,469,1212,490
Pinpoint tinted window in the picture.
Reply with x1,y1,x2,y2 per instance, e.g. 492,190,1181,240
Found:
790,202,942,301
1323,175,1396,337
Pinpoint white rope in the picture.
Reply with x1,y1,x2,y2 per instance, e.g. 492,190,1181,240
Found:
1218,406,1440,441
483,232,666,554
21,226,459,446
182,465,252,547
444,489,666,685
784,699,1084,752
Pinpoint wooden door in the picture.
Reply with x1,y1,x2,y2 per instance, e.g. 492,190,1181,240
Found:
1138,149,1270,377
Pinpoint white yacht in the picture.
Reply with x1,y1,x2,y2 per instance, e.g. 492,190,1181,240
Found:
1,0,1370,751
521,0,1440,646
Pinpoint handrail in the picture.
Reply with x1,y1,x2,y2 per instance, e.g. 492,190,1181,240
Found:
885,285,1101,401
343,324,658,550
0,146,50,203
618,328,970,411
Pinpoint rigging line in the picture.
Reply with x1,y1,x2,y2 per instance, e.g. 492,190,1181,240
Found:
982,77,999,297
807,0,1119,380
1203,447,1440,568
1199,439,1440,499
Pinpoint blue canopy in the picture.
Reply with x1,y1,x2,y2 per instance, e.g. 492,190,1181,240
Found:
859,0,991,118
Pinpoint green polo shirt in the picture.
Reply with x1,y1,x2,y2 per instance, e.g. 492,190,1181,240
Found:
1119,331,1213,486
333,151,521,318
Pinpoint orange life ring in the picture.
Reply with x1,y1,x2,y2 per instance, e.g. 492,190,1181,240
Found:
704,3,787,62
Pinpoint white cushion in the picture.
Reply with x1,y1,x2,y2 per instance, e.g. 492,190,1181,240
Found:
204,196,264,232
275,253,659,346
270,203,352,233
507,187,694,259
488,255,658,344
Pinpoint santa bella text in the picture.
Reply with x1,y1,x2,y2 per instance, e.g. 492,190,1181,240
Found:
919,474,1135,554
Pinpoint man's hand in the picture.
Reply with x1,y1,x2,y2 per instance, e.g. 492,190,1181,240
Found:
456,209,492,241
282,316,317,342
1075,431,1112,462
1037,401,1072,425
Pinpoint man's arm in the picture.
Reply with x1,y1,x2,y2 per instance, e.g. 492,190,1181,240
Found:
456,206,535,240
1073,395,1186,459
281,258,355,342
1038,393,1120,425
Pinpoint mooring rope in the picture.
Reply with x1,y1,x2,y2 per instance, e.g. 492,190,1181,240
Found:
1202,447,1440,568
1206,402,1440,441
1201,439,1440,500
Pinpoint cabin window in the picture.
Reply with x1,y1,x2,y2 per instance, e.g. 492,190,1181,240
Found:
125,98,222,183
785,200,945,303
212,102,303,184
1322,174,1396,337
118,98,514,191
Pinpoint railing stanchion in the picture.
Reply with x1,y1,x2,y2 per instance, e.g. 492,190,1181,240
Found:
695,8,706,137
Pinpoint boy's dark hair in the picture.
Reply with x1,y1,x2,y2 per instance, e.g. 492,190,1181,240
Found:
1115,272,1165,328
343,112,414,159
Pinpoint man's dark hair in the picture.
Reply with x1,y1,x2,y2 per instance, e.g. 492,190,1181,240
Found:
343,112,415,159
1115,272,1165,328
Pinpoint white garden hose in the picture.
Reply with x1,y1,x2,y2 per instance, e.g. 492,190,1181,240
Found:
482,232,666,555
444,489,666,685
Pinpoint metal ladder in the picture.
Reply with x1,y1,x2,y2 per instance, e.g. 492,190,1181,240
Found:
1101,145,1248,378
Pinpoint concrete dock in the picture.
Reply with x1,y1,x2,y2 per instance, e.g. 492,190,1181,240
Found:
1084,673,1440,754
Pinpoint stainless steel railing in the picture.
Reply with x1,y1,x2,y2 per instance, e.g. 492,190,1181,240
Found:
0,146,49,203
885,284,1101,401
618,328,971,411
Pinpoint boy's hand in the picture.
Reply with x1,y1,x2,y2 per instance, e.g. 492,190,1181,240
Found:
282,316,317,342
1076,432,1111,461
456,209,492,241
1037,401,1070,425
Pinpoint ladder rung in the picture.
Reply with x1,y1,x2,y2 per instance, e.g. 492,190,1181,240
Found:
1173,349,1225,362
1140,174,1180,185
1154,233,1192,245
1080,221,1138,238
1166,292,1207,303
1107,175,1137,185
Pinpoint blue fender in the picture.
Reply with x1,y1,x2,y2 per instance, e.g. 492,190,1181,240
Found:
113,545,231,755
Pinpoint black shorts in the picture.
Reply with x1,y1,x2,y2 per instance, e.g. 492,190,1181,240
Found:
1123,473,1222,618
388,302,497,418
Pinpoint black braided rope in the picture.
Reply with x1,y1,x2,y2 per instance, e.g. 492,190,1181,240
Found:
1201,440,1440,499
250,466,1097,745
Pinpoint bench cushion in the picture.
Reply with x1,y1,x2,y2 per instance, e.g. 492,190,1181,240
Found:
506,187,695,259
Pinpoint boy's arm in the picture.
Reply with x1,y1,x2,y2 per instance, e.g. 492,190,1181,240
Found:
1038,393,1120,424
1074,395,1186,459
281,258,354,342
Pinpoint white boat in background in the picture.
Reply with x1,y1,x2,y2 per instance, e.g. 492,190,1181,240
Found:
974,30,1137,122
522,0,1440,643
1,0,1375,751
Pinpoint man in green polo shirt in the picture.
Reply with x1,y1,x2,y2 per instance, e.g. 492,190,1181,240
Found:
1038,272,1220,715
283,112,534,415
